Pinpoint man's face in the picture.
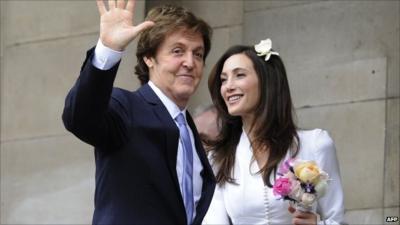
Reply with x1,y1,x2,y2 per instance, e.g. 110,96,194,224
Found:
146,29,205,109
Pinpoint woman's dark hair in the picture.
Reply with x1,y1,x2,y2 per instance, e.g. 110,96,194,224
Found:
135,5,212,85
208,45,299,187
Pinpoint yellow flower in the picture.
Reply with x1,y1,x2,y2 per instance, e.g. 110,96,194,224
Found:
294,161,321,185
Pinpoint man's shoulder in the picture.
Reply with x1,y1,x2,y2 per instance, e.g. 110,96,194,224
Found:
111,87,135,96
110,84,157,108
109,87,142,105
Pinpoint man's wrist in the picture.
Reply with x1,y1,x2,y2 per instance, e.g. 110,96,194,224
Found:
92,39,124,70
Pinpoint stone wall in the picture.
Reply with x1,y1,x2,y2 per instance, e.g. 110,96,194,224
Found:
1,0,398,224
242,1,399,224
0,1,145,224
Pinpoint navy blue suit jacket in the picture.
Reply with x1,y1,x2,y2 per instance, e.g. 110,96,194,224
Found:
62,48,216,225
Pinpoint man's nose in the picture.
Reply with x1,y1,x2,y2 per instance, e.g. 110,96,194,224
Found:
183,53,194,69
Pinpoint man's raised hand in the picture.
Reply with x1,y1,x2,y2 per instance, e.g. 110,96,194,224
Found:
97,0,154,51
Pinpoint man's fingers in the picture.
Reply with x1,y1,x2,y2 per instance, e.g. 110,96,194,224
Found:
126,0,135,13
126,21,154,42
96,0,107,15
117,0,126,9
132,21,155,35
108,0,116,9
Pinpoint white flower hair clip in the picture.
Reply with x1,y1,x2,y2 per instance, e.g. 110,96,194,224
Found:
254,38,279,61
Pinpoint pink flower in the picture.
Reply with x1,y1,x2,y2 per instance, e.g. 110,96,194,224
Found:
278,158,296,175
273,177,292,196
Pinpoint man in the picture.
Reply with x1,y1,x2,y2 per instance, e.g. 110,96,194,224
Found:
62,1,215,224
193,105,220,142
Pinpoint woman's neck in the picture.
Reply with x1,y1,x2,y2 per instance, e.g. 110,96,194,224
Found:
243,114,269,170
242,113,256,140
242,113,269,153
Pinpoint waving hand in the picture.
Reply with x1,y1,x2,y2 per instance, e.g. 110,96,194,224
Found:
97,0,154,51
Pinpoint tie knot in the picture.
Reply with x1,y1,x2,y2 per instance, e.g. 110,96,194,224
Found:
175,113,186,126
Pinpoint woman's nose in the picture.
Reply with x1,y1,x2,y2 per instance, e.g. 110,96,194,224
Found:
225,78,236,92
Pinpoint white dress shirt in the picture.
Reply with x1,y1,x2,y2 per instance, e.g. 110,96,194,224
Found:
148,81,203,221
203,129,345,225
92,40,203,221
92,39,123,70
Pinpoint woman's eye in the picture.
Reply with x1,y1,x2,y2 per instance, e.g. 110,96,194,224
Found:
220,78,227,83
237,73,245,77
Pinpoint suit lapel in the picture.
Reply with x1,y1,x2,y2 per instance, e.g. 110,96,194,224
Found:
139,84,216,224
138,84,183,202
186,112,216,225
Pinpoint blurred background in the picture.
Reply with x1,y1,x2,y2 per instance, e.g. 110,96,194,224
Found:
0,0,398,224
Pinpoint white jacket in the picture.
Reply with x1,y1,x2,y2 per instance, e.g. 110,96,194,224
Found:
203,129,345,225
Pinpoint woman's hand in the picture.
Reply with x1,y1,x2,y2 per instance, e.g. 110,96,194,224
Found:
96,0,154,51
288,205,317,225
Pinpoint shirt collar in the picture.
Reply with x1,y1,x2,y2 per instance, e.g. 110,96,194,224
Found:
148,81,187,121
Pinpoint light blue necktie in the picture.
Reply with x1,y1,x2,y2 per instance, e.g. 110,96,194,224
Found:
175,113,194,225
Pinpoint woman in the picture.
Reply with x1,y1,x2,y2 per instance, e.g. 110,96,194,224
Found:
203,39,345,225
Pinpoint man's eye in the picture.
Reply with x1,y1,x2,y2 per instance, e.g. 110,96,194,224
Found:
194,52,204,59
172,48,183,54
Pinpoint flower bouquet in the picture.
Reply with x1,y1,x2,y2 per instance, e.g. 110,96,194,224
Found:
272,158,329,212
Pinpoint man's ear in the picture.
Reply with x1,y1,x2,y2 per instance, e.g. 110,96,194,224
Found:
143,56,154,68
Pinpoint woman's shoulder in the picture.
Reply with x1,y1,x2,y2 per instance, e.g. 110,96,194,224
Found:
297,128,335,156
298,128,333,141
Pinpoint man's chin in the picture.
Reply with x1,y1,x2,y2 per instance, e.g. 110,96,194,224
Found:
179,86,197,96
178,91,194,100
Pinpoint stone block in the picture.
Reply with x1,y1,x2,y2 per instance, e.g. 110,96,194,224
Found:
2,0,146,47
181,1,243,28
345,208,384,225
384,98,400,207
2,0,98,47
288,57,386,108
384,207,400,225
297,100,386,210
1,33,142,142
387,33,400,97
1,135,95,224
244,1,399,97
0,0,5,57
1,34,92,141
244,0,313,12
146,0,242,28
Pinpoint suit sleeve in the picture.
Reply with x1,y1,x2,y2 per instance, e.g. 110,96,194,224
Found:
313,130,346,225
62,48,129,149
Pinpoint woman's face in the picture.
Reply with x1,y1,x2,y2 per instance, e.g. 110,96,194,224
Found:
220,53,260,119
